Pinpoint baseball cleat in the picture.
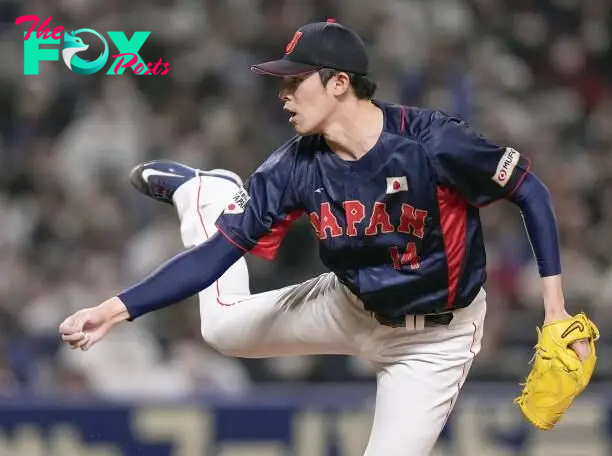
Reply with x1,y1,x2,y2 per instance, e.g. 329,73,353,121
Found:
129,160,242,205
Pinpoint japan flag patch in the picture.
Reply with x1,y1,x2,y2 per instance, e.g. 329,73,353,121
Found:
386,176,408,194
223,187,250,214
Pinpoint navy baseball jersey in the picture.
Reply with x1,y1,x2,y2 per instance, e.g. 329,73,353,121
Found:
215,101,531,317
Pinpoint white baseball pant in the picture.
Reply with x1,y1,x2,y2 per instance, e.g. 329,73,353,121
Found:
172,173,486,456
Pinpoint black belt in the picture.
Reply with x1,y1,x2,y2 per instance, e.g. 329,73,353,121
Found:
374,312,454,328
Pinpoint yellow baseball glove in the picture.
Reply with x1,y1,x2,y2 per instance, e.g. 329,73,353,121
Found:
514,312,600,430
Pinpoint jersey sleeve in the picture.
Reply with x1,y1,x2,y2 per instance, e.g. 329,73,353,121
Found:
426,112,531,207
215,140,304,261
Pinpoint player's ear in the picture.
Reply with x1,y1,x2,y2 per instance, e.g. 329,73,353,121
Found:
331,72,351,96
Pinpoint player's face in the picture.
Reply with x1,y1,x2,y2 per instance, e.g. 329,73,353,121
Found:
279,71,337,135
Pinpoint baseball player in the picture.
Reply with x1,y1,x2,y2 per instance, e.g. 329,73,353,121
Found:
60,20,596,455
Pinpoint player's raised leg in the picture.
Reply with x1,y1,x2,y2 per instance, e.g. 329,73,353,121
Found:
362,293,486,456
129,159,252,303
129,161,375,359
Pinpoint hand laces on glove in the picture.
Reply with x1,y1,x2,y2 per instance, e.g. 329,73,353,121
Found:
517,328,552,391
515,353,540,405
529,328,552,362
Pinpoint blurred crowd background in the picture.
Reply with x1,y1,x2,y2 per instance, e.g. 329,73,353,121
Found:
0,0,610,399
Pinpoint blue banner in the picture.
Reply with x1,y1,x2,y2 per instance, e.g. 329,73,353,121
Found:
0,384,609,455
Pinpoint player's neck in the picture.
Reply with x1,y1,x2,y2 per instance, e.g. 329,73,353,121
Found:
322,99,384,162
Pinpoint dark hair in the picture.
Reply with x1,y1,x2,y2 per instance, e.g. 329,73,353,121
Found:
318,68,377,100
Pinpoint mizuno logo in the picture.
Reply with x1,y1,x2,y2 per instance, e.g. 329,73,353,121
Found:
561,321,585,339
142,169,183,183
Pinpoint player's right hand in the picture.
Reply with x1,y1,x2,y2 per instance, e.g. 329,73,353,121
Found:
59,297,130,351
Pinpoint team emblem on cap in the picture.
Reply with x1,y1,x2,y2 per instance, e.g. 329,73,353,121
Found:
285,31,302,55
224,187,251,214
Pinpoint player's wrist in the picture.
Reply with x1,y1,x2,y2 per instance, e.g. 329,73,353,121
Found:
98,296,131,325
541,275,568,321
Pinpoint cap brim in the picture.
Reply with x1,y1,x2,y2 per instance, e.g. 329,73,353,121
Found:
251,59,321,76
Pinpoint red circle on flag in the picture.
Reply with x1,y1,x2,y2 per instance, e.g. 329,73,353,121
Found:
393,181,400,190
228,203,236,210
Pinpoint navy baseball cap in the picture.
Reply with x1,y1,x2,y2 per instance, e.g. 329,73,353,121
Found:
251,19,369,77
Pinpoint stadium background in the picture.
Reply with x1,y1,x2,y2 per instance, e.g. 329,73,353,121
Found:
0,0,611,454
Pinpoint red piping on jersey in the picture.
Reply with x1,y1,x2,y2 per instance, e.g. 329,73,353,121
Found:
251,209,304,260
436,186,467,309
472,157,532,208
216,226,248,253
400,106,406,134
504,157,532,200
213,209,302,261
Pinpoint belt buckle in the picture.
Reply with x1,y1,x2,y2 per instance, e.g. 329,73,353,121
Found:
375,312,454,329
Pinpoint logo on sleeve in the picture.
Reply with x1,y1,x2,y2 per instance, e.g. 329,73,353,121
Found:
223,187,250,214
492,147,520,187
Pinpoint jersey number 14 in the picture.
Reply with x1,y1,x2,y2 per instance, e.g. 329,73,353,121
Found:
389,242,420,270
